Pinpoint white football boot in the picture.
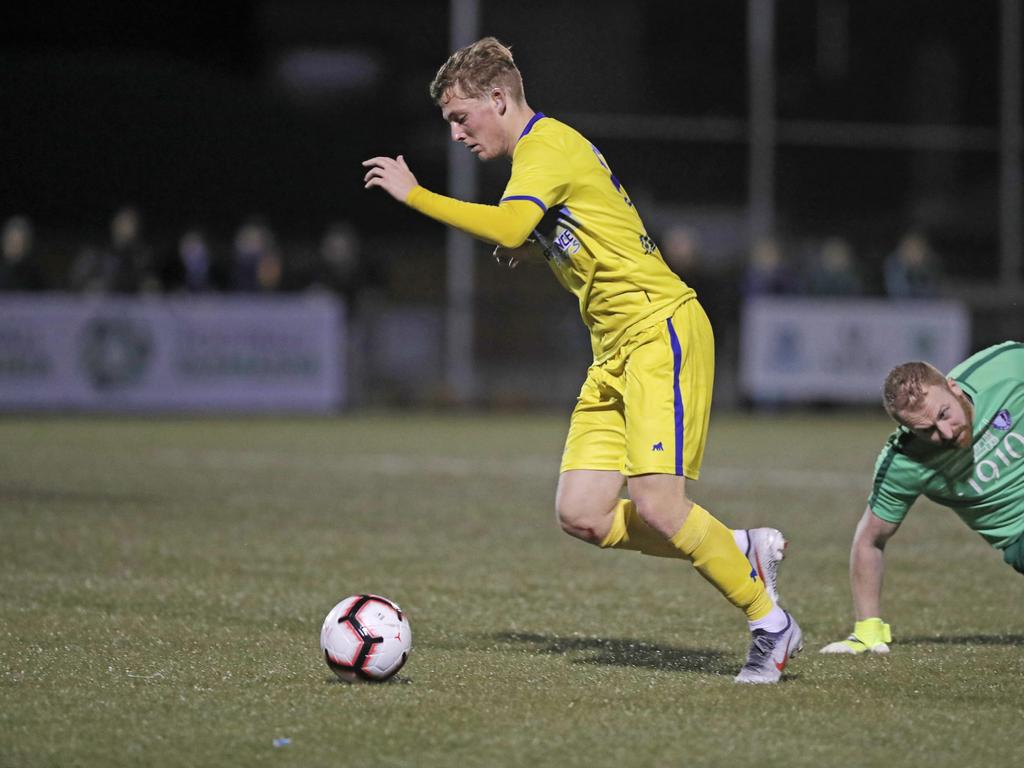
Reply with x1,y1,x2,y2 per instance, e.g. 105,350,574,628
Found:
741,527,787,605
734,610,804,684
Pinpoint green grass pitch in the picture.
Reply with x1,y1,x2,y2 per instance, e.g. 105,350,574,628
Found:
2,412,1022,767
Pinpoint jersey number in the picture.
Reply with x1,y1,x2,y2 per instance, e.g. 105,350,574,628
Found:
592,144,658,256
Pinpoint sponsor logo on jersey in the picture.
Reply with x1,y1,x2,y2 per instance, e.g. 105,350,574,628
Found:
973,431,1000,462
651,442,664,452
966,429,1024,495
992,409,1013,431
553,228,581,257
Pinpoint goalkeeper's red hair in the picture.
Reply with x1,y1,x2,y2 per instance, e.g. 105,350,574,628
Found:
883,361,948,421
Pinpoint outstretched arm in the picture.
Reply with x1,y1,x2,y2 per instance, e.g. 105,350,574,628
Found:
820,506,899,654
363,155,543,248
851,505,900,619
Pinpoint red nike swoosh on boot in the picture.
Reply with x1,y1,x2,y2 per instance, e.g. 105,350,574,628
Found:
754,551,766,584
774,636,793,671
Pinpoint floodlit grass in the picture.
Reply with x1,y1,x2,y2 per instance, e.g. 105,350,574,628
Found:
2,412,1022,767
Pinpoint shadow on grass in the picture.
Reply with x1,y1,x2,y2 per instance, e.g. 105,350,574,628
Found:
901,633,1024,647
324,675,414,685
492,631,733,676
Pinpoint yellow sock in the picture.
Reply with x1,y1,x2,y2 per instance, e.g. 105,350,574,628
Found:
600,499,686,559
670,503,773,622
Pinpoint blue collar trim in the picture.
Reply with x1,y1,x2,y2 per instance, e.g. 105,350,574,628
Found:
518,112,545,141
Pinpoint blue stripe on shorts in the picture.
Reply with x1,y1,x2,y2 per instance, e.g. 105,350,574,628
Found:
666,317,684,476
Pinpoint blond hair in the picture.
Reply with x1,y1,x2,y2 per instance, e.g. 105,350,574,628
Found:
429,36,525,104
882,361,948,420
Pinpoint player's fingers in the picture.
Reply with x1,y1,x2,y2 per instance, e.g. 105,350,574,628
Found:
492,245,515,268
361,157,398,172
364,171,386,189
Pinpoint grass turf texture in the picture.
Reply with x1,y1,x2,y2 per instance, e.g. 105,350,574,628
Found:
2,413,1022,767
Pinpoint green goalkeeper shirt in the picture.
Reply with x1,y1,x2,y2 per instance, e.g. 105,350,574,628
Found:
869,341,1024,550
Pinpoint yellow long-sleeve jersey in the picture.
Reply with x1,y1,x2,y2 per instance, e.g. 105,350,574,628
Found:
407,114,694,362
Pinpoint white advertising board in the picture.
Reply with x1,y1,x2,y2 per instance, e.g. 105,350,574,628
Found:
740,297,970,402
0,294,345,411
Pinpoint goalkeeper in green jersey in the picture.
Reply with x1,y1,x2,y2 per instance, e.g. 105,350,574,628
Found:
822,341,1024,654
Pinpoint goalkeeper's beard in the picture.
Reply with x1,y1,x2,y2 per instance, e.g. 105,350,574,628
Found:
948,389,975,449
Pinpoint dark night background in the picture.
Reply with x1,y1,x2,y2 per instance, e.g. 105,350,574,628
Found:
0,1,1013,285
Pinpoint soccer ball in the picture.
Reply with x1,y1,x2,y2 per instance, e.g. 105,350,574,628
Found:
320,594,412,682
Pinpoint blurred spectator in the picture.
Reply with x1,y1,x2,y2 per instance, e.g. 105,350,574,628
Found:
230,218,282,292
300,221,387,407
661,224,702,278
177,229,214,293
662,222,734,320
806,236,863,296
0,215,47,291
305,221,384,316
662,222,745,406
70,205,161,293
884,230,941,298
742,236,800,296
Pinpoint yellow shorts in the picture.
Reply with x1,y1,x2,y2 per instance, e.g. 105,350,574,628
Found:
560,298,714,479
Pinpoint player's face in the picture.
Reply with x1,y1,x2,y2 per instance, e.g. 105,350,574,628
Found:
899,380,974,449
440,89,507,161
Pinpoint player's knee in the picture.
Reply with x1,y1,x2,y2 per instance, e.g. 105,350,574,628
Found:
632,492,694,539
554,497,610,545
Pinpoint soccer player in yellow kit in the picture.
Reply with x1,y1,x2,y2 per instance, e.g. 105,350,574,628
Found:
363,37,802,682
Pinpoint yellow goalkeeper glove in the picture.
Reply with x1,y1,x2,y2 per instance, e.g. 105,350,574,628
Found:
819,617,892,654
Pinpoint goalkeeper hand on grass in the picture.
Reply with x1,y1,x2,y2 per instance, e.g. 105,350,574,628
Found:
820,617,892,654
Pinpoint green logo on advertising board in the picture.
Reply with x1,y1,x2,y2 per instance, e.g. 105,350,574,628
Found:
79,316,153,390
